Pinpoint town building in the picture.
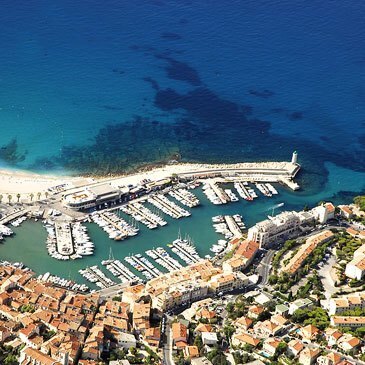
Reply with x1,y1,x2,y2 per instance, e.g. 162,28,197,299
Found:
262,338,281,357
282,230,334,274
19,347,62,365
317,352,342,365
338,205,354,219
328,292,365,315
330,316,365,329
345,245,365,281
288,298,313,315
298,347,321,365
247,211,302,247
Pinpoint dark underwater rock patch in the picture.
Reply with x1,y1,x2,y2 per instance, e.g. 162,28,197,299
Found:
161,32,182,40
155,54,202,86
0,138,27,165
249,89,275,98
288,111,303,121
143,77,160,91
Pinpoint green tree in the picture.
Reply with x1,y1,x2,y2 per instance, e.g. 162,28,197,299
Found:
7,195,12,204
16,193,21,203
29,193,34,202
0,194,3,204
223,324,235,341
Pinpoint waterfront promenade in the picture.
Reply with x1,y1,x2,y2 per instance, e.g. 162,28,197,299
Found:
0,159,300,204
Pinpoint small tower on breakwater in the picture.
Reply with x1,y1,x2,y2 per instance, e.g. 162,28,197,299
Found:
291,150,298,164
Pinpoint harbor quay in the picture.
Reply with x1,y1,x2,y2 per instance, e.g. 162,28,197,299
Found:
61,153,300,211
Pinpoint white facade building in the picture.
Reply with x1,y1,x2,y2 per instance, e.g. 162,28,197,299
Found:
345,245,365,281
247,211,302,247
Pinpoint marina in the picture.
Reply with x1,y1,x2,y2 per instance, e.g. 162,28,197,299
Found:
148,194,191,219
146,247,183,272
102,257,141,285
0,159,305,289
38,272,89,293
168,188,200,208
90,211,138,240
120,202,167,229
170,237,202,265
79,265,116,289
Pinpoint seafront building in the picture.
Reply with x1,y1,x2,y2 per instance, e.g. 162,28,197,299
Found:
247,203,335,248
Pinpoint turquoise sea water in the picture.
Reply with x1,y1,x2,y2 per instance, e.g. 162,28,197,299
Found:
0,1,364,189
0,1,365,283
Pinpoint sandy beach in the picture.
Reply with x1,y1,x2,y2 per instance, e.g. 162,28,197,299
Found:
0,168,84,195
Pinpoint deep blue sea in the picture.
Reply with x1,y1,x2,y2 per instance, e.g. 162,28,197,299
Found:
0,0,364,198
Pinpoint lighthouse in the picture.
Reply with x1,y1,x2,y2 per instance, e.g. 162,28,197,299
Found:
291,151,298,164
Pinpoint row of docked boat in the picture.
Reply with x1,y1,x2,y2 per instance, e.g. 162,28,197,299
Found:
0,224,14,241
90,211,138,240
10,216,27,227
72,222,95,257
202,182,221,204
79,265,116,289
146,247,183,272
170,237,202,265
38,272,89,292
224,189,239,202
168,188,200,208
120,202,167,229
125,254,161,280
148,194,190,219
212,214,246,240
210,239,228,254
102,257,142,285
255,183,278,197
234,181,257,201
45,220,94,260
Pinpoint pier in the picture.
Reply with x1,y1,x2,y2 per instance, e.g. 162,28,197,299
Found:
234,181,253,201
209,180,230,204
104,259,140,283
55,222,74,256
168,189,200,208
99,212,132,238
148,194,190,219
224,215,243,238
122,202,165,228
80,266,115,289
172,239,201,264
0,209,29,225
149,248,182,272
130,255,161,278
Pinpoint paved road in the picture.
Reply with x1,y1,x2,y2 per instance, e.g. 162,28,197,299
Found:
163,315,175,365
318,250,337,300
256,249,275,287
95,282,131,299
